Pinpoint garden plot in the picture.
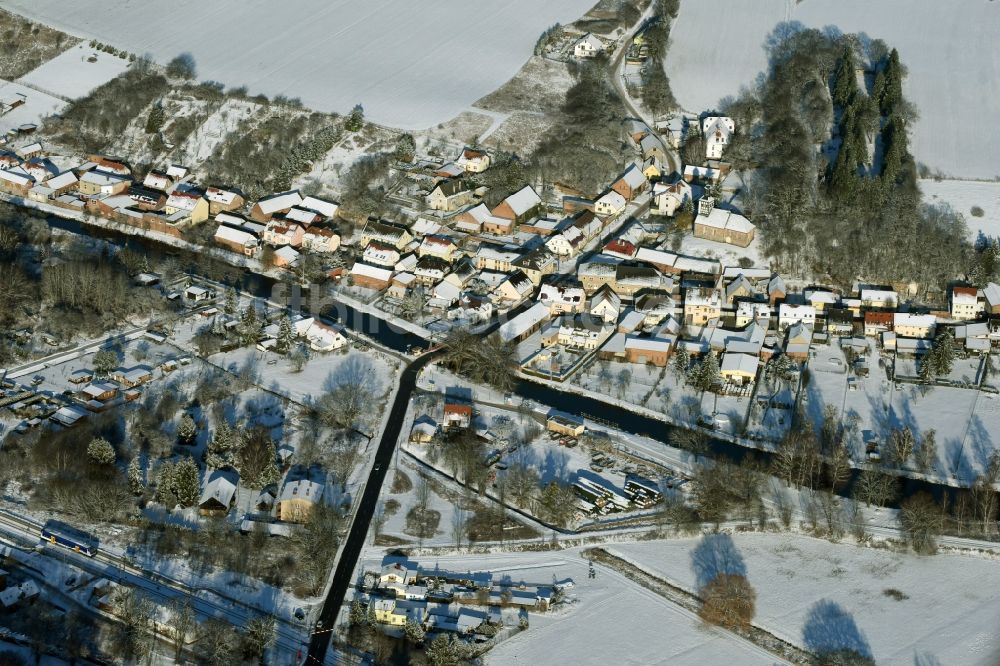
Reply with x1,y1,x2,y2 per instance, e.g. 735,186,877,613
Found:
611,533,1000,666
920,178,1000,242
2,0,597,130
666,0,1000,178
17,42,129,100
804,340,1000,484
0,79,65,134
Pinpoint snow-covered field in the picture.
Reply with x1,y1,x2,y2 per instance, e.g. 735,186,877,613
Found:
611,533,1000,666
17,42,129,99
0,0,596,129
0,79,65,134
666,0,1000,178
920,178,1000,242
354,548,776,666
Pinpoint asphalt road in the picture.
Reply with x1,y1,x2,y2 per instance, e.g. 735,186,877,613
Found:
307,349,442,664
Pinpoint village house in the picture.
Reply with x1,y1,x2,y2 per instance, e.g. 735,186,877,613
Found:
495,270,534,305
652,179,692,217
426,179,474,211
543,315,612,350
490,186,541,229
0,169,31,196
538,283,586,315
250,190,302,222
893,313,936,339
594,189,627,218
720,352,758,385
778,303,817,331
864,311,894,337
78,170,130,197
307,322,348,352
301,226,340,253
214,225,259,256
413,255,450,286
660,115,688,148
298,195,340,219
547,413,585,438
642,157,662,181
164,190,209,224
443,401,473,429
692,197,755,247
826,306,855,336
639,134,666,163
277,468,326,523
204,186,245,215
109,366,153,388
860,288,899,309
86,156,131,176
81,381,118,402
142,170,173,191
611,164,648,201
624,335,673,366
805,288,840,312
683,164,723,183
360,219,413,250
371,599,427,627
984,283,1000,315
702,116,735,160
604,238,637,259
199,470,238,516
497,302,551,344
614,264,671,299
513,250,558,286
589,285,622,322
263,220,305,247
351,262,394,291
951,285,984,320
418,234,458,262
735,301,772,327
683,287,722,326
768,275,786,305
44,171,78,196
456,147,491,173
573,33,604,58
476,244,520,273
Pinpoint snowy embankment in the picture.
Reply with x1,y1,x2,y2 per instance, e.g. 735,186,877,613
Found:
1,0,596,129
665,0,1000,179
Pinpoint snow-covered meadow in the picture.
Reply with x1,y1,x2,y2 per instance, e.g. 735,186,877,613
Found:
0,0,596,129
920,178,1000,243
665,0,1000,178
610,533,1000,666
17,42,129,99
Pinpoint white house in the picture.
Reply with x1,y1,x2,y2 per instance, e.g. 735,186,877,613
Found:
702,116,735,160
574,33,604,58
594,190,627,218
778,303,816,330
652,180,692,217
538,283,586,315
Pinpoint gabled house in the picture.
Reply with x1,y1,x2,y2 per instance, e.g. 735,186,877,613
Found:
204,186,245,214
456,148,491,173
495,270,534,305
778,303,816,331
573,33,604,58
589,285,621,323
263,220,305,247
513,249,558,286
538,283,586,315
363,242,401,267
893,313,936,339
78,170,129,197
164,190,209,223
426,179,473,211
594,190,627,218
214,224,259,256
638,134,666,162
142,170,173,191
720,352,758,385
702,116,735,160
250,190,303,222
351,262,394,291
611,164,647,201
277,468,326,523
951,285,984,320
418,235,458,262
360,219,413,250
199,470,239,515
301,226,340,253
652,179,692,217
683,287,722,326
490,186,541,228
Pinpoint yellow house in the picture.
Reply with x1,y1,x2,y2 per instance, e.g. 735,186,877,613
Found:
642,158,662,181
720,352,758,385
164,191,209,223
893,313,936,339
371,598,427,626
276,476,325,524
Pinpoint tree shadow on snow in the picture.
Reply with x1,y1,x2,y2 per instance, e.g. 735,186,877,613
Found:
689,533,747,592
801,599,873,662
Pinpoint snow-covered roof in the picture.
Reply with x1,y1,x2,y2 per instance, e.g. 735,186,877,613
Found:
596,190,626,210
501,186,541,217
166,191,202,211
351,262,393,281
274,246,300,263
983,283,1000,307
0,169,31,186
200,471,238,508
721,352,758,376
299,195,339,218
205,186,240,205
256,190,302,215
618,163,646,189
80,170,125,186
45,171,78,189
576,33,604,50
498,302,550,342
698,206,754,234
893,313,936,328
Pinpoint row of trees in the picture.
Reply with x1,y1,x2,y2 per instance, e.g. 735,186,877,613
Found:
639,0,680,115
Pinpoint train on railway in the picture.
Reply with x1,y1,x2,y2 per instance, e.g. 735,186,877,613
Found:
40,520,98,557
